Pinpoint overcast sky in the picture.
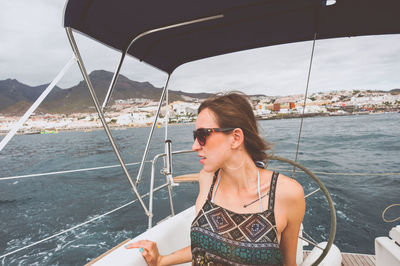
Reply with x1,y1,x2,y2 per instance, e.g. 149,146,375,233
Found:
1,1,399,96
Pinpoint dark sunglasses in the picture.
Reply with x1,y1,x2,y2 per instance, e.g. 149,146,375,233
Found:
193,128,235,146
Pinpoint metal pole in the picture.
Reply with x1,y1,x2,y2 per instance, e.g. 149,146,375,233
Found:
165,82,169,140
164,139,176,215
65,27,150,216
101,52,126,111
148,150,193,227
100,14,223,110
135,74,171,185
166,174,175,216
0,55,76,153
163,77,177,186
148,157,157,228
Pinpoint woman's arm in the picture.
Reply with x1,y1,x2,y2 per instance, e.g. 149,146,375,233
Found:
279,178,305,266
126,241,191,266
158,246,192,265
126,170,214,265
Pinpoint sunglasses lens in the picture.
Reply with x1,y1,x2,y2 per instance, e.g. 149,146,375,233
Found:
198,134,206,145
193,129,207,146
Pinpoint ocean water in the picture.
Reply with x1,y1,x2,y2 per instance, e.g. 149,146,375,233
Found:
0,113,399,265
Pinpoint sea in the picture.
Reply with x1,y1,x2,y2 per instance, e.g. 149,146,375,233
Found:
0,113,399,265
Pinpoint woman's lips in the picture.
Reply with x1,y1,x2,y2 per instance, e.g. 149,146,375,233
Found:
199,156,206,164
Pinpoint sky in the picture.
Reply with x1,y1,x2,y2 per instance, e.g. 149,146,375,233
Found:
1,1,400,96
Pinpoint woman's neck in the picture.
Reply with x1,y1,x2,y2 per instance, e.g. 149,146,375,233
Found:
220,151,259,193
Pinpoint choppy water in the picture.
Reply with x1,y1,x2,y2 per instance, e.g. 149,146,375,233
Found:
0,113,399,265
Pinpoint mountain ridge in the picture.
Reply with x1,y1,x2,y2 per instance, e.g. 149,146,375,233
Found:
0,70,214,115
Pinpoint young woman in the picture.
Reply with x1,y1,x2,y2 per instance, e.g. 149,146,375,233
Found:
126,92,305,266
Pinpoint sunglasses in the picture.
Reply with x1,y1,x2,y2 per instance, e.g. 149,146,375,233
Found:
193,128,235,146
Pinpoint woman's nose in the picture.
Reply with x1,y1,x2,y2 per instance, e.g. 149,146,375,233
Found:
192,138,201,151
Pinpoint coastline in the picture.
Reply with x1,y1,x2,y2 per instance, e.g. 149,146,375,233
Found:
0,121,195,136
1,111,396,136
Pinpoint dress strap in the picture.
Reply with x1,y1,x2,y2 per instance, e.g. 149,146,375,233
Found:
207,169,220,201
268,171,279,211
256,167,263,212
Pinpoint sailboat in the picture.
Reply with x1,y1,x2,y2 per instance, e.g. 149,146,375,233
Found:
1,0,399,265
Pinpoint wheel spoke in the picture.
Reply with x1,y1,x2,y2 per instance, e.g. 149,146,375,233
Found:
305,188,321,199
299,236,324,250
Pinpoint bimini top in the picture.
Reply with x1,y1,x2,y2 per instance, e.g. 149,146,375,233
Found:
64,0,400,74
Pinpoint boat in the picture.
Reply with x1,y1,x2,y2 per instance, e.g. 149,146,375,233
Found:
1,0,399,265
40,129,58,134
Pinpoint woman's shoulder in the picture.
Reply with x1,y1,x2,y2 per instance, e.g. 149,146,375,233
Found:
274,171,304,202
195,169,216,216
198,169,215,187
197,169,216,198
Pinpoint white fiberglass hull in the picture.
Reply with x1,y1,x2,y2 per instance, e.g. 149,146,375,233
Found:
87,206,344,266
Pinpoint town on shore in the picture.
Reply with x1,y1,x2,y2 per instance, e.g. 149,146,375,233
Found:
1,89,399,135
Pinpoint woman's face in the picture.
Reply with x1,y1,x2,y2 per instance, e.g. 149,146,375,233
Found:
192,108,232,172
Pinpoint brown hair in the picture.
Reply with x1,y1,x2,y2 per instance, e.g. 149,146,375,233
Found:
198,91,272,164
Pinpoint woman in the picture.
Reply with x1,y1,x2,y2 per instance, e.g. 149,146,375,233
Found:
126,92,305,266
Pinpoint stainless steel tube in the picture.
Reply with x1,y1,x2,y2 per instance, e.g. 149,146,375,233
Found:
65,27,150,216
101,52,126,111
135,74,171,185
100,14,223,110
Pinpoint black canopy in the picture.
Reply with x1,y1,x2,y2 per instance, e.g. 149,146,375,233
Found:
64,0,400,74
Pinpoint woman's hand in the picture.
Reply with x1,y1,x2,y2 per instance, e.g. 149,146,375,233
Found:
125,240,163,266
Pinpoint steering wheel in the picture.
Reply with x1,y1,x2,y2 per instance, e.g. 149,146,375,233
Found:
269,155,337,266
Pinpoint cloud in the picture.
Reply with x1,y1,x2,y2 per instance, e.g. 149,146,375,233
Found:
1,1,399,96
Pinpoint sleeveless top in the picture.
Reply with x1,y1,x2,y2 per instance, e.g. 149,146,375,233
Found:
191,169,284,266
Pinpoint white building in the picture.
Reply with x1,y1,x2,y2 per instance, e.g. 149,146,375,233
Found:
295,105,327,113
171,101,199,115
116,113,166,126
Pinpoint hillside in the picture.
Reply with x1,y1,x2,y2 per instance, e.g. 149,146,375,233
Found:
0,70,213,115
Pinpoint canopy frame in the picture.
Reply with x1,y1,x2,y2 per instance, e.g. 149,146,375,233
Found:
65,27,151,216
101,14,223,110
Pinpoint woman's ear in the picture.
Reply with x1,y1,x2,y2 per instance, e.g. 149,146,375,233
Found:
231,128,244,149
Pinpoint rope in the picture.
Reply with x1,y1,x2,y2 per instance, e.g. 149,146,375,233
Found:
0,183,168,260
292,32,317,178
312,171,400,176
2,165,398,181
382,204,400,223
0,55,76,153
0,199,137,260
0,161,152,181
270,168,400,176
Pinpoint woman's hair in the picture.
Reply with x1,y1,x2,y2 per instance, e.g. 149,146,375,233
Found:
198,91,272,164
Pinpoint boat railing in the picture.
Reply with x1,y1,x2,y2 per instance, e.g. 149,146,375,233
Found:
148,149,195,229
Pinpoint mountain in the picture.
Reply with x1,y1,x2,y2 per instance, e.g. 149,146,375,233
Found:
0,79,61,114
0,70,213,115
389,88,400,95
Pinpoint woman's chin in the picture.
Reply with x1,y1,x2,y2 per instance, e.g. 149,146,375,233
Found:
202,164,219,173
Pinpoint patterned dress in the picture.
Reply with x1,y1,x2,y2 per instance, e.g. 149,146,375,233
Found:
191,170,283,266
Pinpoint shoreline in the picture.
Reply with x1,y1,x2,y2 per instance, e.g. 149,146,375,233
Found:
0,121,195,136
257,111,350,120
1,111,398,136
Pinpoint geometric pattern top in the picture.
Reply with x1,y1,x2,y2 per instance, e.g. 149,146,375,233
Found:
191,170,283,265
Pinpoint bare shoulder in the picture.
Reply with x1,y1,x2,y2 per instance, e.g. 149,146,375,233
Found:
275,173,304,202
275,173,305,225
198,169,214,191
195,169,215,215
